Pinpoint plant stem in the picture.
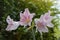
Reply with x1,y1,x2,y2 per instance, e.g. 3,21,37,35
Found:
32,28,36,40
31,21,36,40
40,32,43,40
26,21,36,40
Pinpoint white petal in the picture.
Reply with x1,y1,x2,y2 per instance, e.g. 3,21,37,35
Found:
20,12,23,18
37,26,48,33
6,16,14,24
30,13,35,18
6,25,12,31
19,21,24,26
39,15,44,21
47,23,54,28
42,26,48,32
12,22,20,30
6,22,19,31
34,18,39,24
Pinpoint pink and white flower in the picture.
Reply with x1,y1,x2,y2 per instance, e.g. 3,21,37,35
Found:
35,15,48,33
6,16,19,31
34,11,54,33
19,8,35,27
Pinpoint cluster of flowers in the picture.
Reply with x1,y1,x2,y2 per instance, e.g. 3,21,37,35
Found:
6,8,54,33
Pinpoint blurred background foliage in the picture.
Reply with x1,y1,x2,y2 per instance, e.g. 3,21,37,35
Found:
53,14,60,40
0,0,60,40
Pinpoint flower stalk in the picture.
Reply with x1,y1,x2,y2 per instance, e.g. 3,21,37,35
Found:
31,22,36,40
40,32,43,40
32,28,36,40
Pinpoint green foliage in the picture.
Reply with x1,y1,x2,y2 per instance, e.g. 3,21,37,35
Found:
0,0,57,40
53,15,60,40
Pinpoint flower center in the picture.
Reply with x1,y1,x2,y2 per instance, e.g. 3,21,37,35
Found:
37,22,44,27
26,19,30,23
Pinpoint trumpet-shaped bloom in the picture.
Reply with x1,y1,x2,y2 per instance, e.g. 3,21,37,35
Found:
20,8,35,26
35,11,54,33
6,16,19,31
35,15,48,33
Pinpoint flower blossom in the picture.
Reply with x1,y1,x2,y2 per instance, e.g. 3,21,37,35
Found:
35,11,54,33
6,16,19,31
19,8,35,27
